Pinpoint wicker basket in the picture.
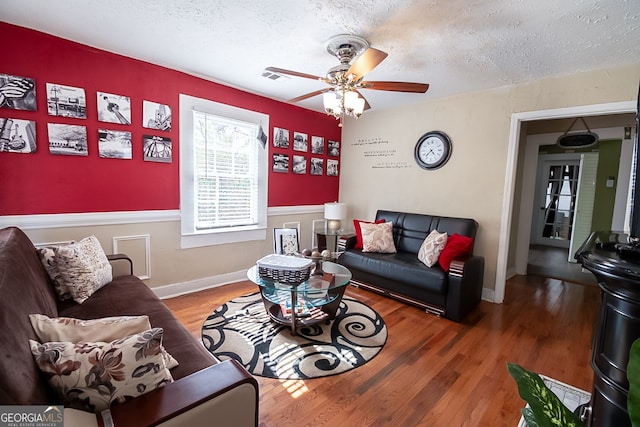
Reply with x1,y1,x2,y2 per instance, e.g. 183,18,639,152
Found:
257,254,313,285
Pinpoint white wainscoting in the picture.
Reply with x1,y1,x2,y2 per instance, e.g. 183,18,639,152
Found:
112,234,151,280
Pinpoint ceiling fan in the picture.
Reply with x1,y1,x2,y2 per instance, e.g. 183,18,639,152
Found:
265,35,429,126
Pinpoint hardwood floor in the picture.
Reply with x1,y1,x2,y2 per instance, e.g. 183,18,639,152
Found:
163,275,600,426
528,244,597,286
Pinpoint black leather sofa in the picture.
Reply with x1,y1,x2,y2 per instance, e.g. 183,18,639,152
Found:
338,210,484,322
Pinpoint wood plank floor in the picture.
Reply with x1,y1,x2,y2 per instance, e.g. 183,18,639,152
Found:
163,275,600,426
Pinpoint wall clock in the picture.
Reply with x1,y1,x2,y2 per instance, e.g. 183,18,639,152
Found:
414,131,452,170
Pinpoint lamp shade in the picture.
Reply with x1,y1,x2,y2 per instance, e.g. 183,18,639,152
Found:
324,202,347,220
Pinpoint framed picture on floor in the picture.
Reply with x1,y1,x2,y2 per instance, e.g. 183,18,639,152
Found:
274,228,299,255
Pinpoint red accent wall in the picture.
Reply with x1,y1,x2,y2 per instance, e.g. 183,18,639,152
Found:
0,23,341,215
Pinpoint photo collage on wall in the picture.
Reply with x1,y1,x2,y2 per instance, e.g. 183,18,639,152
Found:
0,72,172,162
271,126,340,176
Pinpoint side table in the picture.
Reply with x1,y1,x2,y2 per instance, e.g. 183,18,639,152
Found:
315,227,355,257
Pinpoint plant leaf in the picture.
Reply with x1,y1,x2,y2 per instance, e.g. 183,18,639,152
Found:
628,339,640,427
522,407,540,427
507,362,586,427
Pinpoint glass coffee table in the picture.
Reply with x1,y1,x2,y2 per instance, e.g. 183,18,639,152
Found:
247,261,351,335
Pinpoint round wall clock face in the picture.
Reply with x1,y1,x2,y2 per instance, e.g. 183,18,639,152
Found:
414,131,452,170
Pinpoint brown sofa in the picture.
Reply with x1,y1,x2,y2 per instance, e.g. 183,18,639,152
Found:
0,226,259,427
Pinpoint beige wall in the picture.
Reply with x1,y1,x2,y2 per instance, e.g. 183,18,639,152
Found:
339,63,640,298
17,210,324,296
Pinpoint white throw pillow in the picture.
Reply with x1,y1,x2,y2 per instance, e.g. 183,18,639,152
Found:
360,221,397,253
29,328,173,412
54,235,113,303
29,314,179,370
418,229,448,267
36,243,76,301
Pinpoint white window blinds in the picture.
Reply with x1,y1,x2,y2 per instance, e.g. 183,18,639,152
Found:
193,111,259,230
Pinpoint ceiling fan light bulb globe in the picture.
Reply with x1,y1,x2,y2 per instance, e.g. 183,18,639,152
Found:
354,97,365,115
344,91,358,107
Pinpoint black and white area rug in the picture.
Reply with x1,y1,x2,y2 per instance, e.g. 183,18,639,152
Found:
201,292,387,379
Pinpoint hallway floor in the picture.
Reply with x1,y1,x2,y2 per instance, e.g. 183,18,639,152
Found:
528,244,598,286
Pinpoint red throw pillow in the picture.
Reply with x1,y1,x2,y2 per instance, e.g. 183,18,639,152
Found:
353,219,385,249
438,233,473,272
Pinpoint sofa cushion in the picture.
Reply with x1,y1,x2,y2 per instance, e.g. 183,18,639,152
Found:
439,233,474,272
375,210,477,255
29,314,179,369
360,222,396,253
340,250,447,294
58,276,215,381
55,236,113,303
418,230,448,267
29,328,173,412
353,219,385,249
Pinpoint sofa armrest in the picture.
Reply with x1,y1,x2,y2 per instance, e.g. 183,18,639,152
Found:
80,360,258,427
444,255,485,322
342,235,358,250
107,253,133,276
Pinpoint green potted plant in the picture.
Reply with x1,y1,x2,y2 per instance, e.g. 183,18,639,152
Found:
508,338,640,427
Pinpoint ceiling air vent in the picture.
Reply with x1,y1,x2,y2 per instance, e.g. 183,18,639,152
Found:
261,70,289,80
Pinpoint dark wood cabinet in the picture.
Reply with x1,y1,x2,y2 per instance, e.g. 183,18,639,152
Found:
576,231,640,427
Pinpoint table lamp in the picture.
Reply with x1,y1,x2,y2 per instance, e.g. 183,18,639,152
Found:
324,202,347,233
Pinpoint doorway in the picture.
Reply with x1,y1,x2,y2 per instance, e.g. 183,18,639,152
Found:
494,100,637,304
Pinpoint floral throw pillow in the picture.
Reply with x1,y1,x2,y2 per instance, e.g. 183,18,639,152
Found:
54,235,113,304
360,221,397,253
29,328,173,412
36,243,76,301
418,229,448,267
29,314,179,370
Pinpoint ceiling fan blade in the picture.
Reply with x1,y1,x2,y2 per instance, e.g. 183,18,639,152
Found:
354,90,372,110
289,88,332,103
347,48,388,80
265,67,326,82
360,81,429,93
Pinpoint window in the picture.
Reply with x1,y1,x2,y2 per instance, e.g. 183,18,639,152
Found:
180,94,268,248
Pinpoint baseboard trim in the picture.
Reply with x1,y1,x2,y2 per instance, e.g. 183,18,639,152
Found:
153,270,249,299
481,288,496,303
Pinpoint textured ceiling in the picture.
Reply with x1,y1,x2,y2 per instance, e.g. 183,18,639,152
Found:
1,0,639,114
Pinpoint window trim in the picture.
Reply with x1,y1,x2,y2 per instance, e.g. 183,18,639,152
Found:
179,94,268,249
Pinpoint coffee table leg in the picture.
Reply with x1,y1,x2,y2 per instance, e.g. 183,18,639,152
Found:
290,289,298,335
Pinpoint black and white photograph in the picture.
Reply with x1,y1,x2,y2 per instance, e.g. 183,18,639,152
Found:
97,91,131,125
142,100,172,131
293,131,308,152
273,127,289,148
98,129,132,159
310,157,323,175
143,134,172,163
0,74,36,111
46,83,86,119
48,123,88,156
311,135,324,154
327,159,339,176
0,118,36,153
292,155,306,174
273,228,299,255
328,139,340,156
272,153,289,173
